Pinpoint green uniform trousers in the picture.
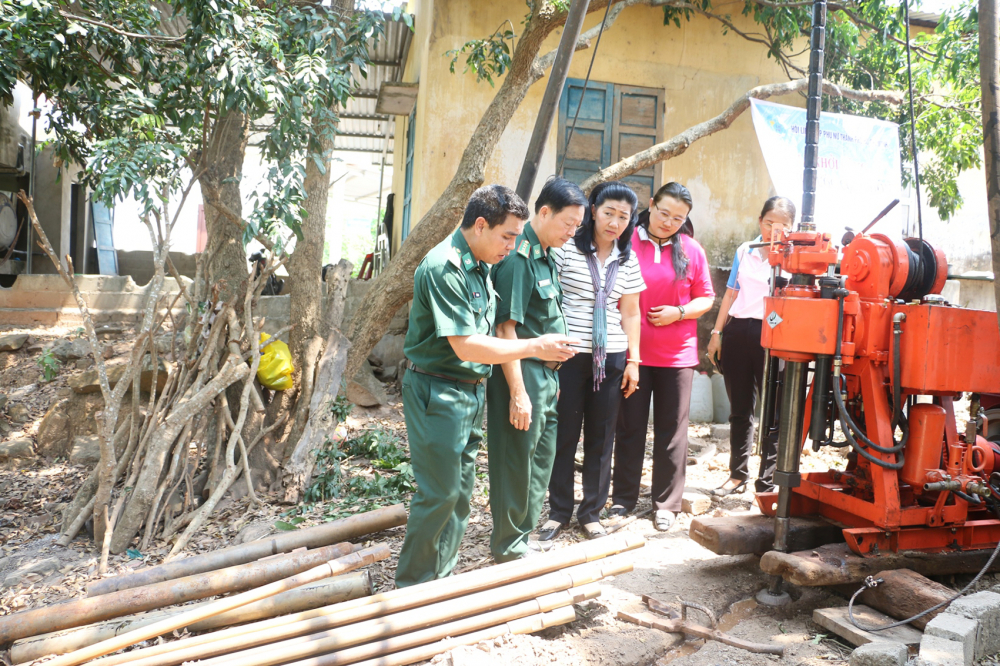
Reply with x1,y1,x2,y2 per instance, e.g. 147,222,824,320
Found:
395,369,486,587
486,360,559,563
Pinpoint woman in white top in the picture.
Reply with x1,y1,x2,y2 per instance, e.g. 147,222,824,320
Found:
539,181,646,541
706,196,795,496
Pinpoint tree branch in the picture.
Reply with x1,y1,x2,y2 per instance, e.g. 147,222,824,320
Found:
59,11,185,43
580,78,904,191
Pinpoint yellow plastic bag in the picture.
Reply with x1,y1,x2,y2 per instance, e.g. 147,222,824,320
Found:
257,333,295,390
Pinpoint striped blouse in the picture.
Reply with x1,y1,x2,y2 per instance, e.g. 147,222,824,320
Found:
552,239,646,354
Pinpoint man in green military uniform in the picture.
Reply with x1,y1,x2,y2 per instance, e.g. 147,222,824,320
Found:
395,184,578,588
489,177,589,563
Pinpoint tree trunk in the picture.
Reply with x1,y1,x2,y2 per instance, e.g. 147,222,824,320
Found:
980,0,1000,316
271,132,334,466
200,110,251,307
343,11,559,382
282,327,351,503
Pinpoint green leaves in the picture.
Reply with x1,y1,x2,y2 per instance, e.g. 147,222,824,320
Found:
2,0,387,241
446,21,515,87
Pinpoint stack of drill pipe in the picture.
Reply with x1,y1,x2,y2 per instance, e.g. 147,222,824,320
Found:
96,533,645,666
10,571,373,664
0,542,368,645
87,503,406,597
39,545,391,666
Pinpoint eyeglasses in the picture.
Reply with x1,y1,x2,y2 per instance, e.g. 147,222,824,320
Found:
760,222,786,231
652,204,687,225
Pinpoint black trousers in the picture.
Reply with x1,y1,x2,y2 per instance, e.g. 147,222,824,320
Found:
721,317,778,492
548,351,626,525
613,365,694,513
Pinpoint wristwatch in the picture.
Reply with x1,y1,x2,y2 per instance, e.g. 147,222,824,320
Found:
711,329,722,336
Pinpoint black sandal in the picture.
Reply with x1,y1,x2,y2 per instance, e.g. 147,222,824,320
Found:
711,480,748,497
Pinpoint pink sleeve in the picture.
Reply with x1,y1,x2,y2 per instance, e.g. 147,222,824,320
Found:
688,238,716,299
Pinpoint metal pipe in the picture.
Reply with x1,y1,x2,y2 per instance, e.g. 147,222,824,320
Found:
114,558,630,666
514,0,591,201
280,592,592,666
44,546,390,666
799,0,827,232
10,572,372,664
0,542,359,645
809,354,832,446
94,533,644,666
768,360,809,595
88,503,406,596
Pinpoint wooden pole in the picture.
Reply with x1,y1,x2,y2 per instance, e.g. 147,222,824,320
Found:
44,546,389,666
979,0,1000,316
10,572,371,664
114,559,629,666
88,504,405,596
514,0,591,201
275,589,594,666
836,569,953,630
308,606,580,666
96,534,642,666
0,542,358,645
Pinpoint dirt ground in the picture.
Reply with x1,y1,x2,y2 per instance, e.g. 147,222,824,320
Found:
0,323,991,665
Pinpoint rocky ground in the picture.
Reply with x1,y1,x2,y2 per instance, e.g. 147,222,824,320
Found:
0,323,995,665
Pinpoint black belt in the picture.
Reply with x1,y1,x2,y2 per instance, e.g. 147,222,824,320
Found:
527,359,563,372
405,362,486,385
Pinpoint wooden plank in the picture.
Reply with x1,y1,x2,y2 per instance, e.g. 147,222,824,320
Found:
689,514,843,555
833,569,953,630
812,605,922,651
762,542,1000,587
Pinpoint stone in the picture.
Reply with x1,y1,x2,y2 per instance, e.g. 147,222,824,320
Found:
69,435,101,466
924,613,976,666
234,520,274,545
0,394,5,410
709,423,731,440
849,641,907,666
347,361,388,407
0,438,34,461
948,590,1000,659
6,403,29,422
376,364,398,381
2,573,21,589
69,356,170,394
916,634,967,666
366,352,383,367
681,491,711,516
75,358,93,370
50,338,94,363
0,333,29,352
36,398,73,458
23,557,59,576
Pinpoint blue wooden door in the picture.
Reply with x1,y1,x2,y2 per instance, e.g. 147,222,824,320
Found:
91,201,118,275
612,85,663,205
557,79,614,186
401,106,416,240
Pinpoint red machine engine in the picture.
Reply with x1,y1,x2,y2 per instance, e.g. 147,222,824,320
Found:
757,229,1000,556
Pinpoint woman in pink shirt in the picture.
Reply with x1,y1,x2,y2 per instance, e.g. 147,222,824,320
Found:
611,182,716,531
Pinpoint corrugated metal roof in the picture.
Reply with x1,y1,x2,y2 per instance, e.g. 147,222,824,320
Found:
334,16,411,156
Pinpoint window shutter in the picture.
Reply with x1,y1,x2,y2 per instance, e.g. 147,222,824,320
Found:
557,79,614,186
611,85,664,204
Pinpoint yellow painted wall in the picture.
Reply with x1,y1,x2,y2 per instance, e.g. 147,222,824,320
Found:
392,0,810,264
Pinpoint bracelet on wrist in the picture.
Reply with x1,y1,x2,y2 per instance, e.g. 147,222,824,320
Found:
627,358,641,365
711,329,722,336
677,305,686,320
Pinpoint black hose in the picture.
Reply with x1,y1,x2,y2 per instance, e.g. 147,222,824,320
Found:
849,501,1000,632
831,292,906,468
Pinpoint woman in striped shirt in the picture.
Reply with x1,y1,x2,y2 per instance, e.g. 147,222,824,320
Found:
539,181,646,541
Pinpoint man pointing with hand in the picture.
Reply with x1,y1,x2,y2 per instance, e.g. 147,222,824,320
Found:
395,184,578,588
488,177,587,563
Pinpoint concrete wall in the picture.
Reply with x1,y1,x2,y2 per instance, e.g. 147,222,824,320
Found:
392,0,805,265
117,251,200,286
